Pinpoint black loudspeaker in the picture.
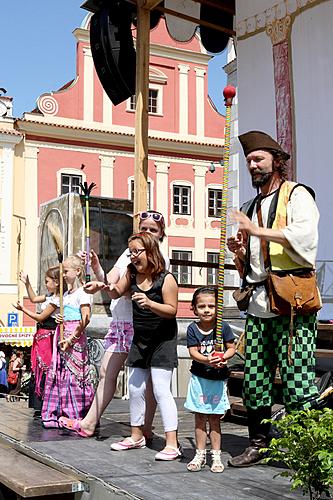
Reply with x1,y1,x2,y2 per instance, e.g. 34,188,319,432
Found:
90,1,136,105
132,8,162,30
200,1,235,54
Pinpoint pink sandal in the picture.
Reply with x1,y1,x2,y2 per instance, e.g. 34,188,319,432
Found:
58,417,93,438
110,436,146,451
155,446,182,461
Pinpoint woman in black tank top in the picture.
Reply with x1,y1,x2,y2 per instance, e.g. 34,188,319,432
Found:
106,232,181,462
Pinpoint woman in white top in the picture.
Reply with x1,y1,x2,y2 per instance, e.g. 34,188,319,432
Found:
59,211,169,438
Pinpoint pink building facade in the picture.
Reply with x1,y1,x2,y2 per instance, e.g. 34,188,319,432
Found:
16,16,225,320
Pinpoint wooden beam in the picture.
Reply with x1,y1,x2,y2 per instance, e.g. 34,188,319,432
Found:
133,4,150,232
127,1,235,34
138,0,163,10
191,0,235,16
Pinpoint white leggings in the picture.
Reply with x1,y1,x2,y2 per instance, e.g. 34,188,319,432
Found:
129,367,178,432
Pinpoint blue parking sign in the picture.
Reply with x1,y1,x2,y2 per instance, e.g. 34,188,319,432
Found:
7,312,19,327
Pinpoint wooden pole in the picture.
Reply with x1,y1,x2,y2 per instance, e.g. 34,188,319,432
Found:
59,262,64,343
215,86,236,356
133,3,150,232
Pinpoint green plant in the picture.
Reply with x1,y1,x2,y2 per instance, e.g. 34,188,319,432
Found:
262,408,333,500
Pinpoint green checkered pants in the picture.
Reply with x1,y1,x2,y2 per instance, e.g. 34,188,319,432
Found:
243,314,319,412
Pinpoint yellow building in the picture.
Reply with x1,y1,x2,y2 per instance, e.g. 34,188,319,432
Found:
0,93,34,346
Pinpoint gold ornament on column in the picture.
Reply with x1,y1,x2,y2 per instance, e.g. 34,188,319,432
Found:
266,16,291,45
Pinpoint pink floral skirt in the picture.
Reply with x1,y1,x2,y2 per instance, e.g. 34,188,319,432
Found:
31,328,54,397
104,320,134,353
42,322,95,428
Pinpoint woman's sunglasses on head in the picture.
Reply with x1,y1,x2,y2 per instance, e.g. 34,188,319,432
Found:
139,211,164,223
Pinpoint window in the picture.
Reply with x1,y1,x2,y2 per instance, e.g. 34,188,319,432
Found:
208,188,222,217
148,89,158,114
61,174,82,194
172,250,192,285
129,89,160,114
130,179,151,209
207,252,219,285
129,95,136,111
173,185,191,215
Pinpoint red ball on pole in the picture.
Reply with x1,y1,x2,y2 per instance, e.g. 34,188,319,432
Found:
214,351,225,361
223,85,236,106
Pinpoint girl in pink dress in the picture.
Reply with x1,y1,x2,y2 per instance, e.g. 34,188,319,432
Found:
14,267,61,416
42,255,95,428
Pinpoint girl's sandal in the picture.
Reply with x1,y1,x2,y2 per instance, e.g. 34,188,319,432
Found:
58,417,93,438
155,445,182,461
187,449,206,471
210,450,224,473
111,436,146,451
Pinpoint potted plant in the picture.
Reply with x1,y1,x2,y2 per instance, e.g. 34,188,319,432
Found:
263,408,333,500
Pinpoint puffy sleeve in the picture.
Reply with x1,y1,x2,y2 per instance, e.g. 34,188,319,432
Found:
49,295,60,308
281,187,319,267
78,287,93,306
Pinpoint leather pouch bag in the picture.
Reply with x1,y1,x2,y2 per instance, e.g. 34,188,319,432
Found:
232,285,254,311
266,270,322,316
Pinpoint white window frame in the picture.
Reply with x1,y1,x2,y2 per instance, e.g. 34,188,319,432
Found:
207,184,222,219
206,251,219,285
171,249,193,285
128,176,154,210
172,183,192,216
57,168,86,197
126,84,164,116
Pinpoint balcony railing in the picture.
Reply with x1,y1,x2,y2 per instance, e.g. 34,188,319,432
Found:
316,260,333,303
169,259,333,300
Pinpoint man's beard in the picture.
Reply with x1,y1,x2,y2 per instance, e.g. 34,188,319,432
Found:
251,170,273,188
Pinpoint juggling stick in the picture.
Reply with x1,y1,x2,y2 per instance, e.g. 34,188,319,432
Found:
48,223,64,343
80,180,97,283
215,85,236,358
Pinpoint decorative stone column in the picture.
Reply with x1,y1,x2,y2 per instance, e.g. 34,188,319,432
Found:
0,143,14,282
178,64,190,135
99,154,115,197
193,164,207,285
194,67,206,137
83,47,94,123
155,161,170,255
266,16,294,179
24,145,39,288
103,90,113,125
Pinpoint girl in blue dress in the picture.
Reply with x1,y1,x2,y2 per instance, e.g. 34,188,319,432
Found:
185,287,236,473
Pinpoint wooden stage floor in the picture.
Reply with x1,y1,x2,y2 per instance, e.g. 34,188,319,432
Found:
0,398,306,500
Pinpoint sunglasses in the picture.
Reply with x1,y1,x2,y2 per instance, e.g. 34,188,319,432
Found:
139,211,164,223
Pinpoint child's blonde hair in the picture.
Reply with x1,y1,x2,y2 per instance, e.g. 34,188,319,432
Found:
63,255,85,285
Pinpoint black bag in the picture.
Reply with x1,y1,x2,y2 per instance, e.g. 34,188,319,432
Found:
232,285,254,311
316,371,333,409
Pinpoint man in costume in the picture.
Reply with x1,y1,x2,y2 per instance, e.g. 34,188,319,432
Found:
227,131,320,467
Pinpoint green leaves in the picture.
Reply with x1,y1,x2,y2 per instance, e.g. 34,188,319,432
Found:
264,408,333,500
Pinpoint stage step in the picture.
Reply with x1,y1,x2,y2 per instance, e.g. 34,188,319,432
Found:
0,441,84,499
229,396,246,417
